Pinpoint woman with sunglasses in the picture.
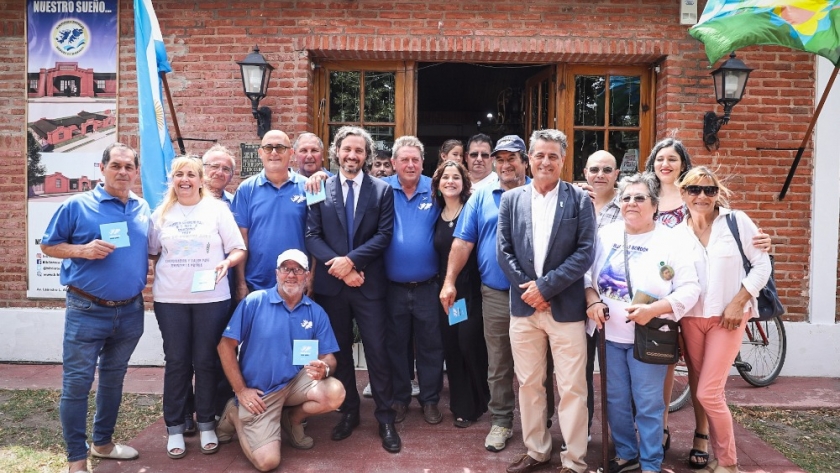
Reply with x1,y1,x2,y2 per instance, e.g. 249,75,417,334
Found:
585,172,700,473
677,167,771,473
431,160,489,428
149,156,246,459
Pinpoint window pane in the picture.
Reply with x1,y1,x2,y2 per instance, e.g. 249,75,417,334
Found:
608,130,640,178
609,76,641,127
364,72,395,122
573,130,604,181
329,71,360,122
366,125,394,147
574,75,605,127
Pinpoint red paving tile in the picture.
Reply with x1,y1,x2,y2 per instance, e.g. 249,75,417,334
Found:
0,364,818,472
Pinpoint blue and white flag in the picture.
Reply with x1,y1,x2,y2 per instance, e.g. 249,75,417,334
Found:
134,0,175,210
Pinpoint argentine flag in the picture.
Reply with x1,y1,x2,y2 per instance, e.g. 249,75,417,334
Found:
134,0,176,210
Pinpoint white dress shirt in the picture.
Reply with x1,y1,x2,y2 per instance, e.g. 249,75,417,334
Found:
531,181,559,278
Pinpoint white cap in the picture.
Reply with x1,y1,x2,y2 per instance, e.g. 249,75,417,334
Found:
276,249,309,271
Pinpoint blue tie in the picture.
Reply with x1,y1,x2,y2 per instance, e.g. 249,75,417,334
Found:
345,180,355,251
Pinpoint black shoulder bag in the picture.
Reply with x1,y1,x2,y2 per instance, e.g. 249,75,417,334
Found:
625,231,681,365
725,212,785,321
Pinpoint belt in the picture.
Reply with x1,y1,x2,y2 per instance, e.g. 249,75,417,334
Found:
67,286,140,307
391,277,437,289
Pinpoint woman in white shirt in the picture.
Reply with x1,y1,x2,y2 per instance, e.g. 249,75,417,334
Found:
149,156,246,459
676,167,771,473
585,172,700,473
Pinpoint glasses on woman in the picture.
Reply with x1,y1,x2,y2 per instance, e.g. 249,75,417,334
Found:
620,194,651,204
278,266,306,275
684,185,719,197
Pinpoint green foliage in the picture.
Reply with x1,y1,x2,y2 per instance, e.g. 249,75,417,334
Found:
27,132,46,189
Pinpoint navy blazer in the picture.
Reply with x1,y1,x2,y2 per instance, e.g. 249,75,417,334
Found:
305,173,394,299
496,180,596,322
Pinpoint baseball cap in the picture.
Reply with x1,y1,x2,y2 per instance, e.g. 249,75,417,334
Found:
491,135,526,157
276,249,309,271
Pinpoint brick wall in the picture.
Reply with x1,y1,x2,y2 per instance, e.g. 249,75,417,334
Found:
0,0,815,320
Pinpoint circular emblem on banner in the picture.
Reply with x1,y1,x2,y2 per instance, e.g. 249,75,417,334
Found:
52,19,89,57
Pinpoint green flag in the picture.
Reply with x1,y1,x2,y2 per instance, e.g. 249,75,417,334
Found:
690,0,840,66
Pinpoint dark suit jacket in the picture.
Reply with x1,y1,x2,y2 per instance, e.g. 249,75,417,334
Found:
305,173,394,299
496,180,596,322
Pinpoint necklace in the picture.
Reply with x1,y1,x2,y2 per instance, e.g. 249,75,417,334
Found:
689,217,712,239
179,201,199,219
442,204,464,228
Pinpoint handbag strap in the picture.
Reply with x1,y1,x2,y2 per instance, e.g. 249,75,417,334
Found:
623,230,679,332
724,211,752,275
623,230,634,298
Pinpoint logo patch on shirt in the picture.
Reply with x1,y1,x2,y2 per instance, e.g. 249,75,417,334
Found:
291,194,306,204
301,320,313,329
418,203,433,210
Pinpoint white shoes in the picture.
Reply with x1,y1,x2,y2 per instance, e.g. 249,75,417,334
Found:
89,443,139,460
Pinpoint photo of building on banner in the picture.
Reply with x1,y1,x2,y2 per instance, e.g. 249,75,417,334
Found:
26,0,119,298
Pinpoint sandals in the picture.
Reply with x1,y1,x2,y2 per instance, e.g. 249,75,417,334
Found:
689,431,710,469
200,430,220,455
166,433,186,459
454,417,473,428
662,427,671,452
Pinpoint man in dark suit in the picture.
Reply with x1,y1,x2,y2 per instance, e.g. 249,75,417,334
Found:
304,126,401,453
497,129,596,473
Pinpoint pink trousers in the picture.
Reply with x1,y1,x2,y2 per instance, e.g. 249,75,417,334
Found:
680,312,750,466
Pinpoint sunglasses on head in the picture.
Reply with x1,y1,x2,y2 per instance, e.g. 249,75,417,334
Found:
684,185,719,197
620,194,650,204
588,166,614,174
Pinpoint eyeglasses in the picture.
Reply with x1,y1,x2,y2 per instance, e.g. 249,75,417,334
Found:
684,185,719,197
261,144,290,153
468,152,491,159
204,163,234,175
277,266,306,275
588,166,614,175
620,194,651,204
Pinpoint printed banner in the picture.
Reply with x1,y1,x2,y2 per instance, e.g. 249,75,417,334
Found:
26,0,119,298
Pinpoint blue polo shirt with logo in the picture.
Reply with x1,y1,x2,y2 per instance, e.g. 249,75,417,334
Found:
453,178,530,291
231,170,308,290
222,288,339,396
41,184,151,300
382,174,439,283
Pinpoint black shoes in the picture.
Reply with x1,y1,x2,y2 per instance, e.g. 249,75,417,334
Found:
378,422,401,453
331,411,360,441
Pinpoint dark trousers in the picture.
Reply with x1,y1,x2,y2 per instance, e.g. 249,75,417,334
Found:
154,300,230,432
585,329,598,432
316,287,395,424
439,290,489,421
386,281,444,406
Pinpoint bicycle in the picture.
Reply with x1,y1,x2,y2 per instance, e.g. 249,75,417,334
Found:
668,315,787,412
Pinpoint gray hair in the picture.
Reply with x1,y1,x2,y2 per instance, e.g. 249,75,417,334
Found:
528,129,567,157
392,135,425,161
102,142,138,167
202,143,236,167
329,126,374,168
293,132,324,152
618,172,661,217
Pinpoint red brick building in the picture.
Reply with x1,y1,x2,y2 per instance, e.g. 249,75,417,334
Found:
1,0,838,373
27,61,117,99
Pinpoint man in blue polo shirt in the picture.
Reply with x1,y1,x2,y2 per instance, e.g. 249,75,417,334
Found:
382,136,444,426
440,135,555,453
232,130,308,298
41,142,150,473
217,249,344,471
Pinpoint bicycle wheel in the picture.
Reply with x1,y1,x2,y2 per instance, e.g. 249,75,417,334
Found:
736,316,786,387
669,356,691,412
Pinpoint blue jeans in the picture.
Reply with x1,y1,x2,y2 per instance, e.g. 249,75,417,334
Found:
606,341,667,472
60,291,145,462
154,300,230,434
386,281,444,406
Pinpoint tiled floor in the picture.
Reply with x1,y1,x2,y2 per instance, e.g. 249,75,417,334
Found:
3,363,833,472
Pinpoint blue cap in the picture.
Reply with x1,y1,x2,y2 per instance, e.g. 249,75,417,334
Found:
492,135,526,156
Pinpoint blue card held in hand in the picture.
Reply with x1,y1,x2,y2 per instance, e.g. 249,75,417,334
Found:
448,298,468,325
293,340,318,365
99,222,130,248
306,186,326,205
191,270,217,292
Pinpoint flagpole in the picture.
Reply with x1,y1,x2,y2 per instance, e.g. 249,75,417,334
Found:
779,64,840,200
160,72,185,155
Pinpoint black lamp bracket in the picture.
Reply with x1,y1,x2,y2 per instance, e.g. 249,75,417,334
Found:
250,98,272,138
703,108,732,151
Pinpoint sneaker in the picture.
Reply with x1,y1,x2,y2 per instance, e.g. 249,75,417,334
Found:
362,383,373,398
608,457,640,473
485,425,513,452
410,380,420,397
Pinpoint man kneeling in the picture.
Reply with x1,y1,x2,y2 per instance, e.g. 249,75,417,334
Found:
217,249,345,471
